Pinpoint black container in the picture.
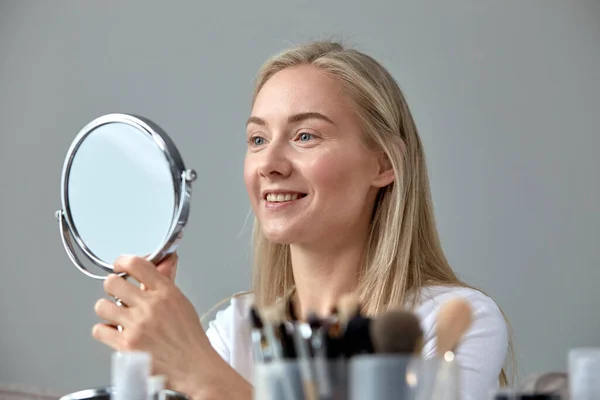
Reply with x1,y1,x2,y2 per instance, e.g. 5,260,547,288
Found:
493,394,561,400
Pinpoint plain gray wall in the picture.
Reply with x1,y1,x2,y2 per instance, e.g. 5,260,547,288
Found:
1,0,599,394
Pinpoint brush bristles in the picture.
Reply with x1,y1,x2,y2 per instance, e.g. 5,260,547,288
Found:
435,297,473,355
307,312,321,329
287,297,298,321
249,306,264,330
370,309,423,355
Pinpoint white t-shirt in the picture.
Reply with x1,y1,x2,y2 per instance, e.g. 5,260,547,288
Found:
205,285,508,400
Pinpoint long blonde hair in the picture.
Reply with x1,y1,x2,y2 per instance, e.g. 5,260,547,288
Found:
248,40,514,385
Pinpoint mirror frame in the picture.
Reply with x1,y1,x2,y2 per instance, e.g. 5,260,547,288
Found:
56,113,196,280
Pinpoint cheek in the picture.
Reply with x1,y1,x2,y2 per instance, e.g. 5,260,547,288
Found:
243,158,258,200
307,150,371,196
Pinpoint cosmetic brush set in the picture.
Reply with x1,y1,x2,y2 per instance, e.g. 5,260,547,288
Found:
249,294,474,400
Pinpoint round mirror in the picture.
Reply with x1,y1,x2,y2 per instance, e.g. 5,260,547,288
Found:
56,113,196,279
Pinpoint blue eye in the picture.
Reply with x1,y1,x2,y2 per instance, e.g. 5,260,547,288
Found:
252,136,265,146
298,132,313,142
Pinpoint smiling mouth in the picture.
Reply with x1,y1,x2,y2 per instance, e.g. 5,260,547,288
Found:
265,193,308,203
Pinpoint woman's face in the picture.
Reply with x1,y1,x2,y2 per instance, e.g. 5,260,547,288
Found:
244,65,392,247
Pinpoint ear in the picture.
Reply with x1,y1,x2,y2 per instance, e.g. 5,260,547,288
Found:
372,151,395,188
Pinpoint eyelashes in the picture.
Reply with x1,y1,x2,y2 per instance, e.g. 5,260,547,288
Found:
297,132,314,142
248,131,318,148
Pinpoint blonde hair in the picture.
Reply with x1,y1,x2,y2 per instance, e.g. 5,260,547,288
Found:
246,40,514,385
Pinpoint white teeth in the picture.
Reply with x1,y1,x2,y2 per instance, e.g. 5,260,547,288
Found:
266,193,302,202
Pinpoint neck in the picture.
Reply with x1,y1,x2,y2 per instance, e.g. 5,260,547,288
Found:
290,236,367,319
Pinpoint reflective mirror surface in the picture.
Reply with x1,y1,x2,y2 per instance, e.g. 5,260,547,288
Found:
66,122,176,264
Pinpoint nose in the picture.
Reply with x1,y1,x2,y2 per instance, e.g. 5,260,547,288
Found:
257,141,292,179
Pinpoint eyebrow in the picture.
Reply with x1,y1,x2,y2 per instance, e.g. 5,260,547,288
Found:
246,112,336,128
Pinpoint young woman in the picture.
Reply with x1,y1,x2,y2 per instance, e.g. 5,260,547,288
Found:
92,40,511,400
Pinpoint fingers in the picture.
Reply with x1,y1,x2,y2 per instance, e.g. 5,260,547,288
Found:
95,254,179,351
94,298,130,328
92,323,124,349
155,253,178,281
114,255,166,290
104,274,143,306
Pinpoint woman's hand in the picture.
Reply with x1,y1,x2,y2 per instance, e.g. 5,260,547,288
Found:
154,252,178,281
92,254,217,397
140,252,177,290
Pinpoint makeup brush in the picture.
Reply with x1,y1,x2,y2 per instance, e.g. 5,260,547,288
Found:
286,295,299,322
281,297,317,400
280,325,297,359
430,298,473,400
306,311,322,358
338,295,373,358
322,296,355,360
291,323,318,400
369,309,424,355
435,297,473,357
249,306,268,363
260,303,286,360
324,323,343,360
305,312,335,399
261,303,298,400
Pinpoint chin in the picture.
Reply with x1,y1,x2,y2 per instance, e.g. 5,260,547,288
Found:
260,223,304,245
261,230,296,245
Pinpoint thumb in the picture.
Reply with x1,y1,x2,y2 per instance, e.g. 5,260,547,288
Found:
156,252,178,281
140,253,178,290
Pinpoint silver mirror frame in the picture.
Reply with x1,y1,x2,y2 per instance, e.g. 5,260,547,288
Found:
55,113,196,280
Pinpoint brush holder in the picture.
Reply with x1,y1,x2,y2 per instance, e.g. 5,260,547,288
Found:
253,359,347,400
490,390,561,400
349,355,455,400
253,355,459,400
349,355,416,400
569,347,600,400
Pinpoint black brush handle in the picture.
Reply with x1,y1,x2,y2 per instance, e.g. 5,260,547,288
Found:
342,316,374,358
278,323,297,359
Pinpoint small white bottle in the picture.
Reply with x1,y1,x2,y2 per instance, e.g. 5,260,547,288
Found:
111,351,152,400
147,375,166,400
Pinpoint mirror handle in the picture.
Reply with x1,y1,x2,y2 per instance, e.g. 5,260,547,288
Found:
57,209,127,330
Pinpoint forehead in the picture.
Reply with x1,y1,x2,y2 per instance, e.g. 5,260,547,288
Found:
252,65,349,117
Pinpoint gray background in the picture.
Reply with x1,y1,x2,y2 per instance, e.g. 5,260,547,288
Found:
1,0,599,394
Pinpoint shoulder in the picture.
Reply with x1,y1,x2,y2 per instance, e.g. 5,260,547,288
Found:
416,285,510,397
204,292,255,359
204,291,255,330
203,292,256,382
415,285,505,321
415,285,508,356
